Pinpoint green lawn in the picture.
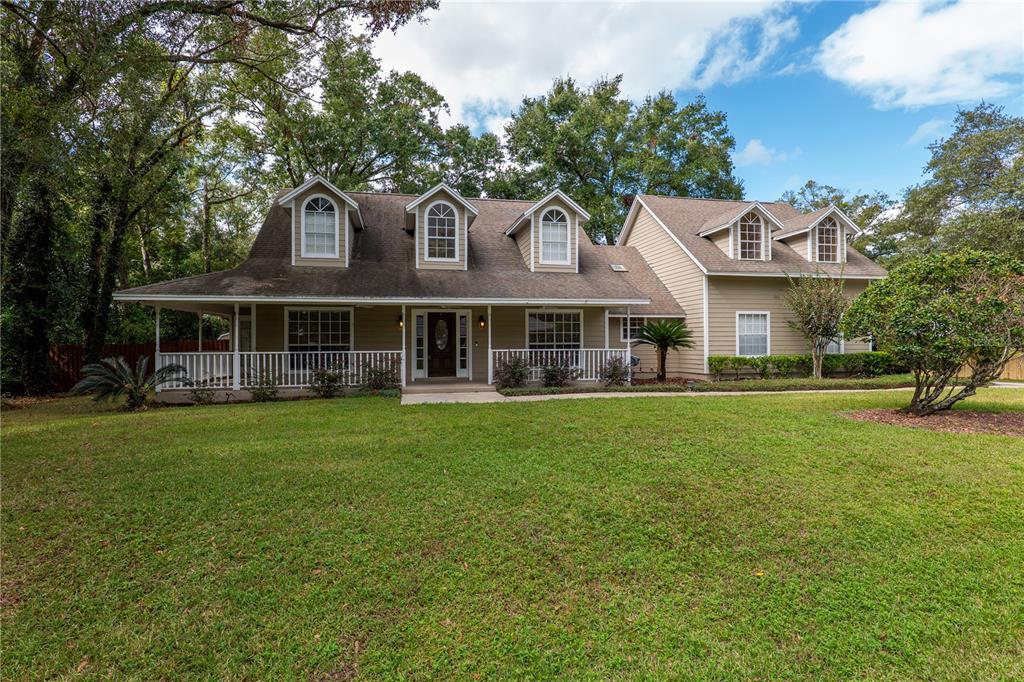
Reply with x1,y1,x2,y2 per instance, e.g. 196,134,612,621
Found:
3,390,1023,680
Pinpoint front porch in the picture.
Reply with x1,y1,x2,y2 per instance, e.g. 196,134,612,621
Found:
150,302,634,393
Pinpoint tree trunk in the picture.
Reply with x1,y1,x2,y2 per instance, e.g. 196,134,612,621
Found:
812,349,824,379
201,181,212,273
82,178,113,363
657,346,667,382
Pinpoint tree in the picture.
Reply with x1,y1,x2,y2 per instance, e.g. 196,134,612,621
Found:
634,319,694,382
70,356,186,411
783,273,850,378
842,250,1024,416
871,103,1024,263
505,77,742,244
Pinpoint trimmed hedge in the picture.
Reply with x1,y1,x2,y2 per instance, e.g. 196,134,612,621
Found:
707,351,903,380
498,374,920,396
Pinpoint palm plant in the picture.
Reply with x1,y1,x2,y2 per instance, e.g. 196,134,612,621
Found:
70,356,186,411
634,319,694,382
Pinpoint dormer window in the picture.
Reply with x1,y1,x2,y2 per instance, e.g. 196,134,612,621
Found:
425,201,458,261
540,209,570,264
816,216,839,262
302,195,338,257
738,212,763,260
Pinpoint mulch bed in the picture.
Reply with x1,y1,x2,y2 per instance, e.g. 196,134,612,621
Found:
848,409,1024,436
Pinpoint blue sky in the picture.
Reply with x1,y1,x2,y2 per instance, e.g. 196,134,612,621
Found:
374,1,1024,201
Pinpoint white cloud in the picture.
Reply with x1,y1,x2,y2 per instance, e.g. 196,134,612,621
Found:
734,139,787,167
817,0,1024,109
373,1,797,128
905,118,947,147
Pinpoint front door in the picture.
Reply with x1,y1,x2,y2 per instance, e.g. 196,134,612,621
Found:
427,312,457,377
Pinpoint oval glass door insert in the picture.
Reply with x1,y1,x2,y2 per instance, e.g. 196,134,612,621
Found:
435,318,449,350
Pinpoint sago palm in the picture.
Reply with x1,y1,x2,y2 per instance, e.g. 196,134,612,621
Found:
70,356,186,411
634,319,694,382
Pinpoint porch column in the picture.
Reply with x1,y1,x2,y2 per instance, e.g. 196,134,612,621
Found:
232,303,240,390
251,304,257,352
155,305,162,393
197,311,203,352
625,305,632,384
487,304,493,385
400,304,407,387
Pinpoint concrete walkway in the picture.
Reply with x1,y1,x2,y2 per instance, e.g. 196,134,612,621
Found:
400,386,925,405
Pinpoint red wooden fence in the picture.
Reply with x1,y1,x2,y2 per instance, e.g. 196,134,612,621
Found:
49,340,229,392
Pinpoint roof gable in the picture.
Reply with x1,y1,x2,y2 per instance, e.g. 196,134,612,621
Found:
405,182,479,216
774,204,862,240
505,189,590,235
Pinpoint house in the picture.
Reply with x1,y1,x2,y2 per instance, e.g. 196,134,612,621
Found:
616,195,887,376
113,177,683,394
112,177,885,396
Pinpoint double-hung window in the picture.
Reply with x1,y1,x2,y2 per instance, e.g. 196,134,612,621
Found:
426,202,457,260
528,311,581,349
737,312,769,356
302,196,337,257
540,209,570,264
287,309,351,353
621,317,646,342
738,212,763,260
816,216,839,262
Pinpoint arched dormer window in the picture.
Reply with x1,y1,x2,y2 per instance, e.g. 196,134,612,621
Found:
425,201,458,260
540,208,570,264
302,195,338,257
816,216,839,262
738,212,763,260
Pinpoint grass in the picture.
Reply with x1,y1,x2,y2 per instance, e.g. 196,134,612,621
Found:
500,373,922,396
3,389,1023,680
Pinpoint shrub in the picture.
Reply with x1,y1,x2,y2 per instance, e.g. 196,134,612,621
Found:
706,352,896,381
494,357,529,389
361,365,399,391
310,366,343,398
634,319,695,381
70,355,186,411
187,384,216,406
599,356,630,387
542,363,580,388
248,370,279,402
707,355,729,380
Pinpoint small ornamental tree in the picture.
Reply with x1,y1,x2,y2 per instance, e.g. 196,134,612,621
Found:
634,319,694,382
783,272,849,378
842,250,1024,416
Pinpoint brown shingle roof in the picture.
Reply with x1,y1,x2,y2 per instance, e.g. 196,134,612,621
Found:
773,205,833,239
633,195,886,278
116,191,683,315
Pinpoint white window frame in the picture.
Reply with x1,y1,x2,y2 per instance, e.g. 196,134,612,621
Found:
423,200,459,263
620,316,646,342
539,208,571,265
816,216,840,263
525,308,583,349
409,307,472,380
283,306,354,352
735,311,770,357
300,194,340,259
737,212,764,261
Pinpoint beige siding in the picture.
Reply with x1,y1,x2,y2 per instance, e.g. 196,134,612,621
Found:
707,277,871,357
291,180,348,267
530,198,579,273
354,306,404,351
621,205,705,375
415,188,467,270
710,228,731,257
781,233,810,261
515,229,532,268
607,316,689,379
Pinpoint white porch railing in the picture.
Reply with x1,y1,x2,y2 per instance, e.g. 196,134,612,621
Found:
491,349,631,383
157,351,403,390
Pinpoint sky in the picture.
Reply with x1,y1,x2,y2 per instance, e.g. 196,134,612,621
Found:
372,0,1024,201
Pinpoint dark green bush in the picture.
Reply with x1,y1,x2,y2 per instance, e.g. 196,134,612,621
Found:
362,365,399,391
599,356,630,386
494,357,530,389
542,363,580,388
248,371,279,402
187,384,216,405
706,352,900,380
310,366,344,398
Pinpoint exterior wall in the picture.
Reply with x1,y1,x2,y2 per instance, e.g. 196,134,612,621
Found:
514,229,532,268
415,188,468,271
251,304,404,352
706,276,872,357
530,197,579,273
621,204,705,375
488,306,605,349
710,229,730,257
291,180,348,267
607,316,689,379
780,233,810,261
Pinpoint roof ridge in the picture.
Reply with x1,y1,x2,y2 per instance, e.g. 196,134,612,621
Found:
642,194,791,207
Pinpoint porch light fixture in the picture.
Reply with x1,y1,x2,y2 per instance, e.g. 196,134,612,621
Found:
478,315,486,329
398,315,404,329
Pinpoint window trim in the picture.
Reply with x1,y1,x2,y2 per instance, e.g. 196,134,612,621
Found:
825,335,844,354
735,310,771,357
283,306,354,352
423,200,460,263
524,308,584,349
539,207,572,265
620,316,647,342
737,212,764,261
816,216,840,263
300,194,340,259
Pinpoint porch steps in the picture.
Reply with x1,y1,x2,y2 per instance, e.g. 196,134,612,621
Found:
402,381,496,395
